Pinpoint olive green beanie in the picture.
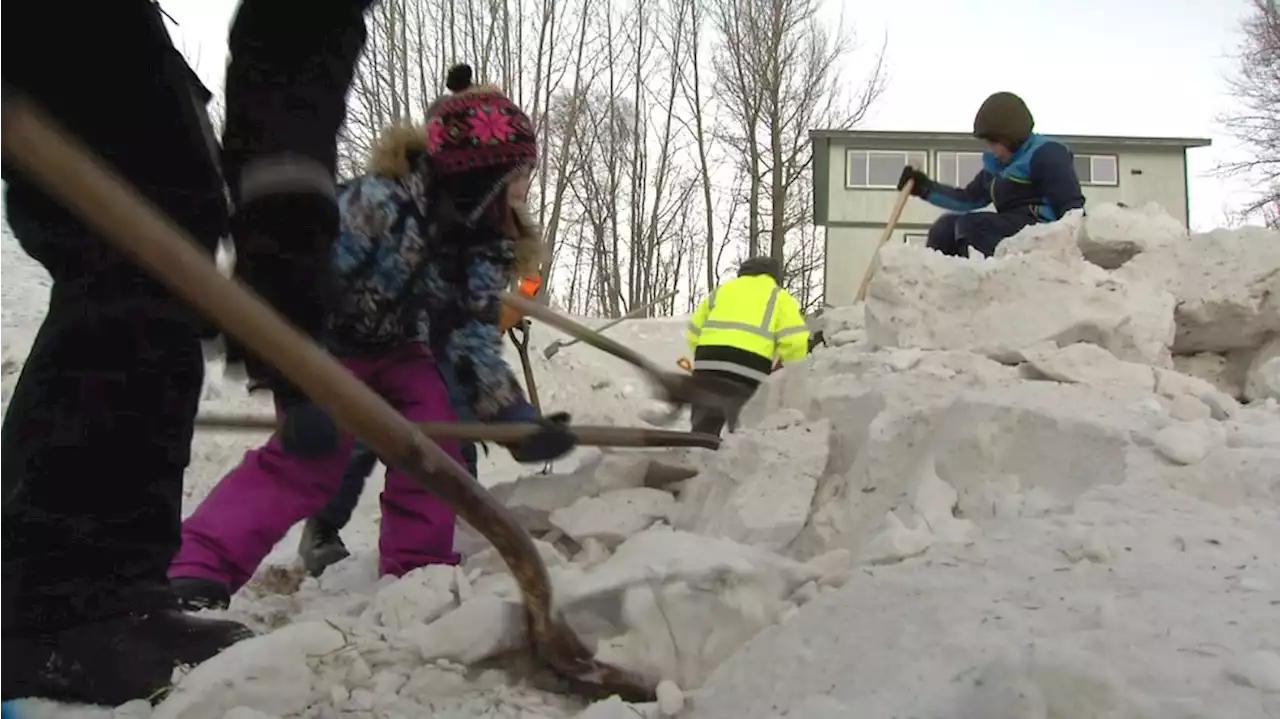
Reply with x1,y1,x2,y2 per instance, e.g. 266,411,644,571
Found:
972,91,1034,149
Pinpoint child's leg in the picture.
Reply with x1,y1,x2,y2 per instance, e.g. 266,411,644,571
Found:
169,358,376,593
314,442,379,530
168,432,359,592
370,344,465,576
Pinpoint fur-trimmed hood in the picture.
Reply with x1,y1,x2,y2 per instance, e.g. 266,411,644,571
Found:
363,122,542,275
366,123,427,180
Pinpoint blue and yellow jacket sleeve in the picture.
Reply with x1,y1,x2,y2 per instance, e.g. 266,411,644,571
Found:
771,289,810,363
1029,141,1085,219
686,294,711,353
426,239,528,421
924,172,992,213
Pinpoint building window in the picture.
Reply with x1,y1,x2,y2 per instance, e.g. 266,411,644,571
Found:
935,151,985,187
846,149,928,189
1074,154,1119,186
903,232,929,247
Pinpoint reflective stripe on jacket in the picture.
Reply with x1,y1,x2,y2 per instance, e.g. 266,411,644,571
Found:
685,274,810,379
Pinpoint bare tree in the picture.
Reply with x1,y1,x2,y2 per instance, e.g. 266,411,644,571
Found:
709,0,885,300
1217,0,1280,226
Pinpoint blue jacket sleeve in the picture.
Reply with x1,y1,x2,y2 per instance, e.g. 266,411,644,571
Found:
429,240,528,421
1029,141,1086,219
924,172,991,213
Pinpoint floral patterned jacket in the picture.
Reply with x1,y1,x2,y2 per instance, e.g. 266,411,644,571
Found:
329,169,527,421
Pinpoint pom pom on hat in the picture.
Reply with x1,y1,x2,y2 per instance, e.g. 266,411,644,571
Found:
424,62,538,222
445,64,473,93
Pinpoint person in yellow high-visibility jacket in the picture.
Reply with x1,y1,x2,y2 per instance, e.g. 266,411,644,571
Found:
685,255,809,436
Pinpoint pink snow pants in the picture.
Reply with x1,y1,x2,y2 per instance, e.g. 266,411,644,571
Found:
169,342,463,593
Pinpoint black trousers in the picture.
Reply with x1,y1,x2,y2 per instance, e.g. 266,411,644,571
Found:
926,211,1036,258
1,0,371,635
689,369,761,438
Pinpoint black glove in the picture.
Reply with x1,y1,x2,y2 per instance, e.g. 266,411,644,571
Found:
505,410,577,463
225,185,338,402
278,400,341,458
897,165,932,198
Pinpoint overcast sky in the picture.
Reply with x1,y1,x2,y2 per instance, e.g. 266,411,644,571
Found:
160,0,1262,231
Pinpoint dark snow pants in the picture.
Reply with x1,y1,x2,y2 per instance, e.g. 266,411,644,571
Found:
926,211,1037,258
1,0,371,635
689,370,760,438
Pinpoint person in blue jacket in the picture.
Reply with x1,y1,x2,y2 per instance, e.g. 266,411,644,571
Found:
897,92,1086,257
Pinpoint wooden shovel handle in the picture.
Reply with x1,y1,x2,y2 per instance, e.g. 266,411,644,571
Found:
854,177,915,303
194,412,722,450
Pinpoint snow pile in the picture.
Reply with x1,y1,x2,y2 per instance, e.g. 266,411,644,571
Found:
3,204,1280,719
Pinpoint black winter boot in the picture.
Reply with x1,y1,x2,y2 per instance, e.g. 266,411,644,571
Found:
298,517,350,578
1,610,254,706
169,577,233,612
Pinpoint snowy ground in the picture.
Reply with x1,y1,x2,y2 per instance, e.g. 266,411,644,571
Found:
3,202,1280,719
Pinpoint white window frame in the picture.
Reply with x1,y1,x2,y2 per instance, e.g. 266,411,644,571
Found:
1076,154,1119,186
934,151,984,187
845,149,929,189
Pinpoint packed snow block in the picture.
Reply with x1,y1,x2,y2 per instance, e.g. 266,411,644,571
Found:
865,244,1176,367
363,564,460,631
488,451,650,532
785,382,886,560
154,621,354,719
1225,650,1280,693
954,644,1163,719
1150,420,1222,466
822,379,1143,561
464,538,568,576
993,210,1085,263
675,415,827,551
1020,342,1155,391
1244,336,1280,402
792,378,959,560
1173,351,1252,399
1118,225,1280,354
738,358,817,428
556,527,820,689
926,384,1141,513
488,471,591,532
1164,446,1280,507
550,487,677,548
1076,202,1188,270
859,455,978,565
576,697,661,719
401,594,527,664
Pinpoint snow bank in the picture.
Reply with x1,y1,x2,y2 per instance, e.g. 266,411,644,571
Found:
3,205,1279,719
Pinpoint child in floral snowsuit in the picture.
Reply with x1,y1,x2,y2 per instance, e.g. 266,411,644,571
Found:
169,65,574,609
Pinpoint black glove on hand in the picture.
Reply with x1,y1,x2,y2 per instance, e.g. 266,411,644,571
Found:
897,165,932,198
278,400,341,458
508,411,576,463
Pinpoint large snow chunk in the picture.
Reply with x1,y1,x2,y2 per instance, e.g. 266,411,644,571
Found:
1020,342,1155,391
401,594,527,664
550,487,676,547
488,451,650,532
811,378,1142,560
1077,202,1188,269
866,244,1175,366
1118,225,1280,354
154,621,353,719
860,454,978,566
1244,336,1280,402
675,414,827,551
992,211,1086,262
558,528,818,689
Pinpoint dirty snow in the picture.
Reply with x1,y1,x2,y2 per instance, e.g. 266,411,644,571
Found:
3,202,1279,719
